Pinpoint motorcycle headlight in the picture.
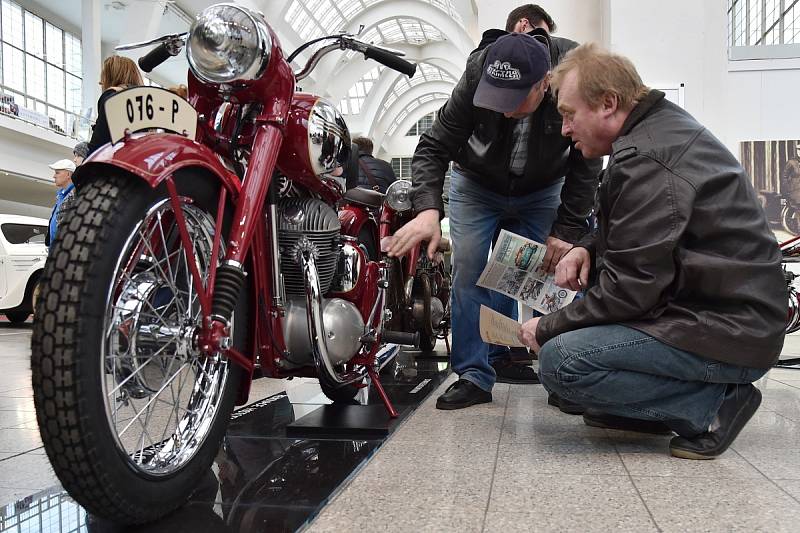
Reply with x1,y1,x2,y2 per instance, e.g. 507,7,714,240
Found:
187,4,271,84
385,180,413,212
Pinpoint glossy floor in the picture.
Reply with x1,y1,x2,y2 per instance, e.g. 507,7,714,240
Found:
1,323,800,532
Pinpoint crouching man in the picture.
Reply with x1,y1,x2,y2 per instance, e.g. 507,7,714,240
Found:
518,43,787,460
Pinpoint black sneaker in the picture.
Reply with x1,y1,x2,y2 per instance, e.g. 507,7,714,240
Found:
669,384,762,460
583,409,673,435
491,360,540,384
547,392,586,415
509,346,535,362
436,379,492,410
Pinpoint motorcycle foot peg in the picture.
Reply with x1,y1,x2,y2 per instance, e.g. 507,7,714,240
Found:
382,330,420,347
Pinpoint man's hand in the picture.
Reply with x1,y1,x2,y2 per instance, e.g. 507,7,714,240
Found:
554,246,591,291
542,236,573,273
517,316,542,353
386,209,441,260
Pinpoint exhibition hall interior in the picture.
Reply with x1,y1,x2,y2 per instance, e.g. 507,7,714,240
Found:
1,0,800,531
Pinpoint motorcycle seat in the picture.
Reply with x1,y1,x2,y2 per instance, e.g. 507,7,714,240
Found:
343,187,385,208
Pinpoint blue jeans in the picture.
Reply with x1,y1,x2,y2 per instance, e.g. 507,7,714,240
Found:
538,325,768,437
448,169,563,392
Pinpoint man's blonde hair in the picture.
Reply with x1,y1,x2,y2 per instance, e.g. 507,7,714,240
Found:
551,43,649,111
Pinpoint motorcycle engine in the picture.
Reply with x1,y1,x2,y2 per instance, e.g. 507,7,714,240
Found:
277,198,366,367
278,197,340,295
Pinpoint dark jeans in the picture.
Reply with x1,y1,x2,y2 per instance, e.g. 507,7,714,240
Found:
448,169,563,392
538,325,767,437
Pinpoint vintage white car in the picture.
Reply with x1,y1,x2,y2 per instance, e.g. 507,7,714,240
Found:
0,214,48,324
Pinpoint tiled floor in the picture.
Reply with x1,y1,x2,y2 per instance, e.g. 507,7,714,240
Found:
1,320,800,532
309,342,800,533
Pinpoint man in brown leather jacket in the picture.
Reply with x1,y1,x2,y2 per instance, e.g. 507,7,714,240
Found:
518,43,787,459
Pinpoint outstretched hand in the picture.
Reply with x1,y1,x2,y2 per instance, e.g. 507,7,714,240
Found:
385,209,441,260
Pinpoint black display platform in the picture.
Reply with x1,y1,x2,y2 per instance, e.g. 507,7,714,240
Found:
286,403,412,438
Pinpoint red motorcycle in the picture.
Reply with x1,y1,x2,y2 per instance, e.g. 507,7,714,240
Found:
31,3,430,524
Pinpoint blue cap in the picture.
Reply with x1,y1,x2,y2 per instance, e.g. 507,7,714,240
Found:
473,32,551,113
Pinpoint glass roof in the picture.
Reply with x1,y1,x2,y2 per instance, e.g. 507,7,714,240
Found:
386,92,450,135
338,66,384,115
284,0,462,42
381,63,455,113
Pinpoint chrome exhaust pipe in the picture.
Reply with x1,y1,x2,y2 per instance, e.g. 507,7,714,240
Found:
295,238,361,386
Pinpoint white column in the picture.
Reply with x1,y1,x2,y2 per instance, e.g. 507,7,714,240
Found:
81,0,101,118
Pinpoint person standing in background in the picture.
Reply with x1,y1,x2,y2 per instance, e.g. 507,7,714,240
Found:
352,137,398,193
86,56,144,156
45,159,77,247
72,141,89,166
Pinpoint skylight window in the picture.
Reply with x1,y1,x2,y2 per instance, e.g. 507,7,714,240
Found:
386,92,450,135
381,63,455,113
284,0,463,40
338,66,383,115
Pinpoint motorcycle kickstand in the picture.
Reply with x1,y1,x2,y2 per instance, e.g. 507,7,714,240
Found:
366,366,399,418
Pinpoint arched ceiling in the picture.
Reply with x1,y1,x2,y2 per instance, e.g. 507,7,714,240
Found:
175,0,479,152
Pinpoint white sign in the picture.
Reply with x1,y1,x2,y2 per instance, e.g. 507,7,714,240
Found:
104,86,198,144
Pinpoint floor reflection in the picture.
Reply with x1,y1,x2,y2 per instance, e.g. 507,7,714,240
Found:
0,348,451,532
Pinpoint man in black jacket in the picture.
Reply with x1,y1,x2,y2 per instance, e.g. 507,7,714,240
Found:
352,136,398,193
518,43,787,459
387,6,602,410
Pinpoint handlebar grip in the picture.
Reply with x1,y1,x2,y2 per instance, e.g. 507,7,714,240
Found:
138,43,172,73
364,46,417,77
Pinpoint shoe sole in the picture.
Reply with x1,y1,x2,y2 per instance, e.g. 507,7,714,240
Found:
669,448,717,460
495,377,540,384
583,416,673,435
436,397,492,410
669,387,762,460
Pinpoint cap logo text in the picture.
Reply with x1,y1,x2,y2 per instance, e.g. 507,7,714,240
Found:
486,60,521,81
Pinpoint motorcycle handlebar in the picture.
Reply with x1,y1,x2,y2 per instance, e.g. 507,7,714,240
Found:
363,45,417,77
138,43,173,73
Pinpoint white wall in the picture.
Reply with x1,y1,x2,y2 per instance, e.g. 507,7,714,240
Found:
606,0,800,157
476,0,604,45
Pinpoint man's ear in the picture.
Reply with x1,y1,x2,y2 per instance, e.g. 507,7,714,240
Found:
601,92,619,116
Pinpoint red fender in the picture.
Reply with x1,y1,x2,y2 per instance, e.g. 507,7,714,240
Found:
73,133,241,196
338,204,378,243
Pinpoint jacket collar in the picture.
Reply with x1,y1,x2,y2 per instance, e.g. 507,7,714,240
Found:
56,183,75,200
619,89,665,137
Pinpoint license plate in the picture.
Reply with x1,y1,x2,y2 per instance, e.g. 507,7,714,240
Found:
104,87,198,144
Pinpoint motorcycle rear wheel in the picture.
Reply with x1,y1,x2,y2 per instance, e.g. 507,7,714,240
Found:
32,172,247,524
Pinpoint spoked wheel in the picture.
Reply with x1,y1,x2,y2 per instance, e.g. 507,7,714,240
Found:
414,272,437,352
32,173,247,524
782,204,800,234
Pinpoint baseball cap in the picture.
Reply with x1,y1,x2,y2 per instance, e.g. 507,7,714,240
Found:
49,159,76,172
473,32,551,114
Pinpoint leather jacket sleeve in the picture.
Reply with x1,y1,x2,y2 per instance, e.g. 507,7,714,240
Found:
410,68,479,217
550,146,603,242
536,154,696,345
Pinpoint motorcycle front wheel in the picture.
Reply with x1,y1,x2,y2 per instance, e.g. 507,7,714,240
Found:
32,172,248,524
